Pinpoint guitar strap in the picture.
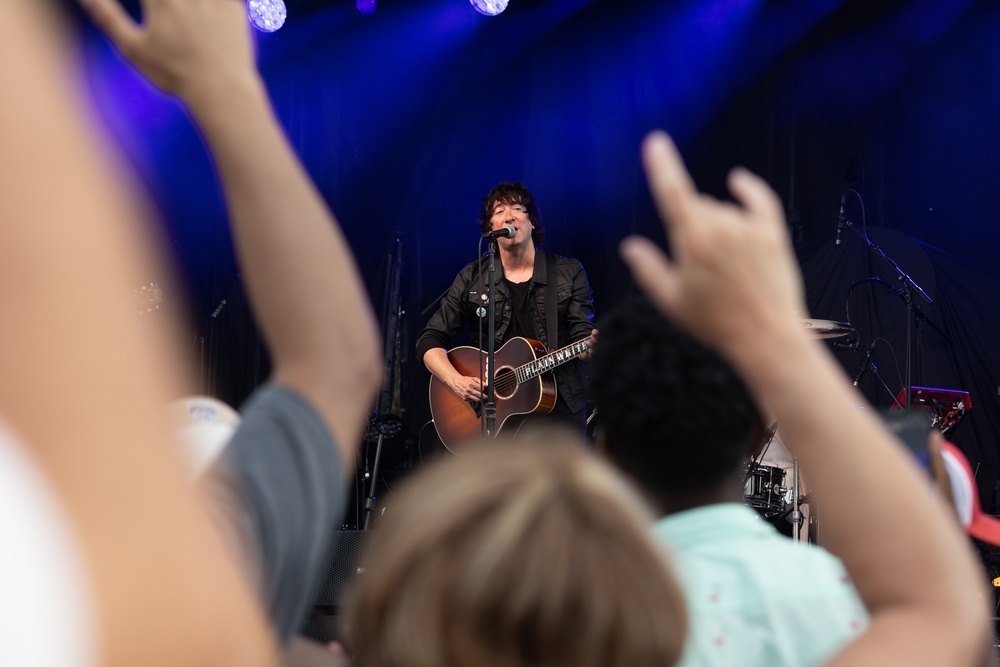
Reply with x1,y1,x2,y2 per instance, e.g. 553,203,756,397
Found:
544,252,558,352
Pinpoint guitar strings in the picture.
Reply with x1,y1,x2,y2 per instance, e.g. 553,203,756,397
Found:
494,370,518,396
492,340,586,396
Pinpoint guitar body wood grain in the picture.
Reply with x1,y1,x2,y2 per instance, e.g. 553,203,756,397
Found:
429,337,557,453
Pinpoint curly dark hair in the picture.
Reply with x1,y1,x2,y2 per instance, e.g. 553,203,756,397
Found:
477,181,545,247
589,297,760,499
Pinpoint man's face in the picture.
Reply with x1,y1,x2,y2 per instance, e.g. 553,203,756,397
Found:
490,199,534,247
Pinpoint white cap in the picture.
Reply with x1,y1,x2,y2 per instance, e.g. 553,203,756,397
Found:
166,396,240,479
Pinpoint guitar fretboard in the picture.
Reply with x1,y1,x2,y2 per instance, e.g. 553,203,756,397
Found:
515,339,590,383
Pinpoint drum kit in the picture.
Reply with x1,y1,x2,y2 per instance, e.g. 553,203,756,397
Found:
743,318,855,542
748,318,976,543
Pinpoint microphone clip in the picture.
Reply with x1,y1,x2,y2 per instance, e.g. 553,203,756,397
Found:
832,335,859,351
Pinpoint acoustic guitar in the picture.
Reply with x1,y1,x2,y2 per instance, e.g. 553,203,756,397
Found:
429,336,590,453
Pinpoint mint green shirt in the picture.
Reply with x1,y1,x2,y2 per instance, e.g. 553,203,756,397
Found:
653,504,869,667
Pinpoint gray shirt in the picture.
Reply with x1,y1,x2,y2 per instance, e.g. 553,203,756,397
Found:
203,384,345,644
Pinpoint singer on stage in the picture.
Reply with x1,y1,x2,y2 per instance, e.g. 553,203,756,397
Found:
416,181,598,433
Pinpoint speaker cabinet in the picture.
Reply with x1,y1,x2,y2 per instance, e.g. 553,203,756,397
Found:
312,530,376,608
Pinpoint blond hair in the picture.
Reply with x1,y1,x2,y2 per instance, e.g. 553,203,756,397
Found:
344,429,687,667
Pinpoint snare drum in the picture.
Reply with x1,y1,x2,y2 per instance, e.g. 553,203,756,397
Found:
743,464,788,517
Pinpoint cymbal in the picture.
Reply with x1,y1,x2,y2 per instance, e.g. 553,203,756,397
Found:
801,318,855,340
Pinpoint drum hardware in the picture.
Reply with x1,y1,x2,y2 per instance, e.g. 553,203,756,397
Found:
746,420,778,471
745,424,811,542
832,335,859,351
743,464,788,518
790,456,803,541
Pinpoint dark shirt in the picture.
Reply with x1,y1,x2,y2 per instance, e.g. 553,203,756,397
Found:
504,277,536,341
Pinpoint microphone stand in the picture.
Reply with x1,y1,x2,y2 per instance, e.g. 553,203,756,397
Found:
484,238,499,437
362,416,385,531
843,220,932,410
363,234,404,530
790,458,802,542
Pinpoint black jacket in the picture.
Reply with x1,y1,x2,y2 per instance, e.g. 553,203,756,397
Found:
416,250,595,414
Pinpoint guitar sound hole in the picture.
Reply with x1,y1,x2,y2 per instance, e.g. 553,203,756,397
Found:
494,367,518,400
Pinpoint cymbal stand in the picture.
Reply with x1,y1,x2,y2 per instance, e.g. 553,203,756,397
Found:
789,457,803,541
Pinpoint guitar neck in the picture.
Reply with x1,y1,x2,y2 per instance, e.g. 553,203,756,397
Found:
515,339,590,383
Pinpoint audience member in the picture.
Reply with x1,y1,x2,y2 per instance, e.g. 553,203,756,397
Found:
620,131,991,666
17,2,992,667
167,395,241,479
344,430,688,667
591,296,868,666
78,0,383,650
0,2,278,665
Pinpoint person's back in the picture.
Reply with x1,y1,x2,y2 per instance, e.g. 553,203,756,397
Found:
0,3,280,665
590,297,868,667
655,504,867,667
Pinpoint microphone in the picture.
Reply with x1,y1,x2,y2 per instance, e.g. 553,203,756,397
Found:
853,341,877,386
483,224,515,240
835,193,846,245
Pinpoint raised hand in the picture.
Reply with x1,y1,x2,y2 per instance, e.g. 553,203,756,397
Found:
625,132,992,667
79,0,258,102
621,131,806,364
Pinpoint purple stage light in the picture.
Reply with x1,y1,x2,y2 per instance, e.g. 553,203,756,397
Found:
470,0,508,16
247,0,287,33
356,0,377,15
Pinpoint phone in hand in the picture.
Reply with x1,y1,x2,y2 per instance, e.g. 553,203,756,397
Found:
881,409,934,473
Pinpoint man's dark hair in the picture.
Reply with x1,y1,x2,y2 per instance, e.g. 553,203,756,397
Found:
478,181,545,247
589,297,760,498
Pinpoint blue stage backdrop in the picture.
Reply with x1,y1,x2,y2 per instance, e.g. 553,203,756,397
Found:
69,0,1000,493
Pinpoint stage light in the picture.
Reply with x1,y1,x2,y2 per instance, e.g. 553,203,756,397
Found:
356,0,377,15
470,0,509,16
247,0,287,33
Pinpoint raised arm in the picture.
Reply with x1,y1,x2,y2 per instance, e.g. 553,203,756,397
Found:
623,132,990,667
80,0,383,460
0,3,275,666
